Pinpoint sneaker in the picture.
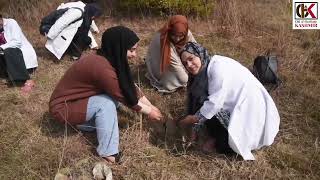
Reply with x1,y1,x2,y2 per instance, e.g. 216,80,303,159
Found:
71,56,80,60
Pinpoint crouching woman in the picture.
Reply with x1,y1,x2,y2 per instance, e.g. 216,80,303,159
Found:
49,26,163,163
178,42,280,160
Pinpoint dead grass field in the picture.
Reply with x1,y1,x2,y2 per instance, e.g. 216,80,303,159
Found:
0,0,319,179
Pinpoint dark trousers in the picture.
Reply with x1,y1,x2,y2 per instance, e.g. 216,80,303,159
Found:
205,116,234,154
67,31,92,58
0,48,30,85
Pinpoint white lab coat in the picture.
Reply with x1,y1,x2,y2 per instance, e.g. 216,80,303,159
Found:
45,1,98,60
0,18,38,69
200,55,280,160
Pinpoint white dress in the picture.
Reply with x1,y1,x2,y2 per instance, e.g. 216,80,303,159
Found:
199,55,280,160
0,18,38,69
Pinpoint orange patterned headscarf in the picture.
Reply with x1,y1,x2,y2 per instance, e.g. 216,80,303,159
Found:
159,15,188,73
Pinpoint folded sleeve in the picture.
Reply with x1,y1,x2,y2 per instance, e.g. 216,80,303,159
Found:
90,20,99,33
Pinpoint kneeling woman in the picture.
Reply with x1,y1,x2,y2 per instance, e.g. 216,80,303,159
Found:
49,26,163,163
178,42,280,160
145,15,196,93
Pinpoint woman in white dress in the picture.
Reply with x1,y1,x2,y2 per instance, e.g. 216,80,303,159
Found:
145,15,196,93
178,42,280,160
0,14,38,94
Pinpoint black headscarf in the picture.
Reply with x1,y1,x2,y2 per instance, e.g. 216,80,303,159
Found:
78,3,102,34
97,26,140,106
0,14,3,32
180,42,212,114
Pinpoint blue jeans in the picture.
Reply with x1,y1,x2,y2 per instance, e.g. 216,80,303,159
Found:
77,94,119,157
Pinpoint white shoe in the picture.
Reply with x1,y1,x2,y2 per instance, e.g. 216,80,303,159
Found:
71,56,79,60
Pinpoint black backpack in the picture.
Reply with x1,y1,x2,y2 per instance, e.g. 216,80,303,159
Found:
39,7,83,36
253,54,281,90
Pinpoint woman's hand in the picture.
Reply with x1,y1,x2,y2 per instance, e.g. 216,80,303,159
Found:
148,108,163,122
93,30,99,34
151,106,161,113
179,115,199,127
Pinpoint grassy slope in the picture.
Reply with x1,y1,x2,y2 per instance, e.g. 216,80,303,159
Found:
0,0,319,179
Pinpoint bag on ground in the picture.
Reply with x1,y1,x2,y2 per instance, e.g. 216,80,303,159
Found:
253,53,281,89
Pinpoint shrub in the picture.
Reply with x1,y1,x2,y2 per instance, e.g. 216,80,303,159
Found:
2,0,65,24
118,0,214,17
214,0,258,37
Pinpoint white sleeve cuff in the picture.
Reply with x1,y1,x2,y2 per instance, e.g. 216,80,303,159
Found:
138,101,152,115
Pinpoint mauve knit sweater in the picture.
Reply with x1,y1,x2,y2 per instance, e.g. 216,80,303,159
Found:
49,53,141,125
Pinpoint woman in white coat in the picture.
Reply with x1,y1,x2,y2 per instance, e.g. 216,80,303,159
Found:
45,2,102,60
178,42,280,160
0,14,38,94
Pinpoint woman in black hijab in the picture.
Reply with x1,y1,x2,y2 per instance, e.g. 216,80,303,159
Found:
50,26,163,163
97,26,140,106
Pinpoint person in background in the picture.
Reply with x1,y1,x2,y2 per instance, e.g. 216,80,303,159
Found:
145,15,196,93
45,1,102,60
49,26,163,163
0,14,38,94
178,42,280,160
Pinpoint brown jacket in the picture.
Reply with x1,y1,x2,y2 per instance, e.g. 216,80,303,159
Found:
49,54,141,125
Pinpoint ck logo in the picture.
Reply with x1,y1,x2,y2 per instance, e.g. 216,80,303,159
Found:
293,0,320,29
295,2,318,19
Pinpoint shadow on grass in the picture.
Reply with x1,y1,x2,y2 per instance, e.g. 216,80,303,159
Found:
35,46,77,63
39,111,78,138
146,115,240,161
39,111,99,155
39,112,96,143
34,46,58,62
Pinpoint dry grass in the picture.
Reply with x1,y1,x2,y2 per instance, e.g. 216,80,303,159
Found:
0,0,319,179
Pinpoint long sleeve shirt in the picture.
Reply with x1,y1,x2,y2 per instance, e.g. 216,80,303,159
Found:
49,53,142,125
